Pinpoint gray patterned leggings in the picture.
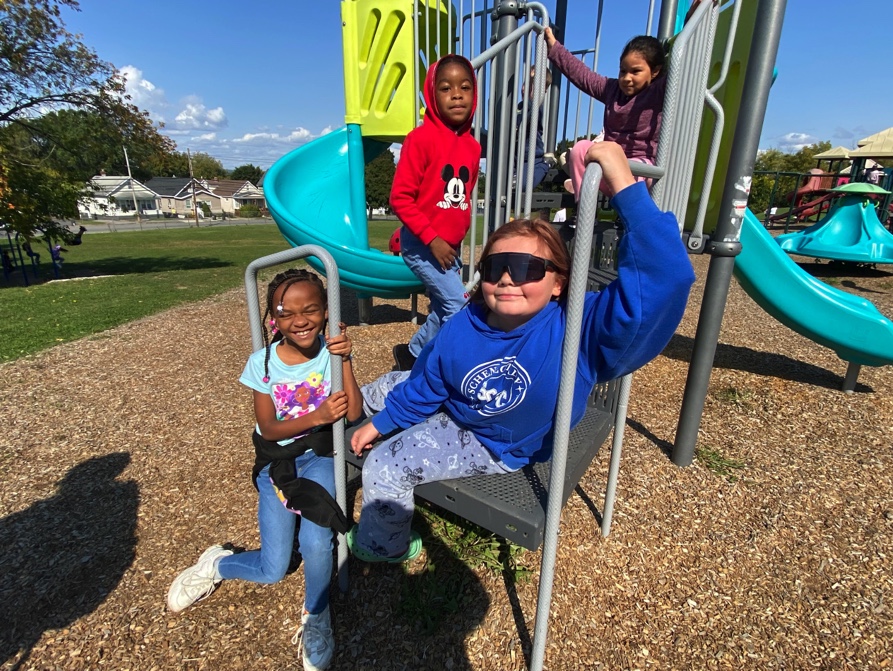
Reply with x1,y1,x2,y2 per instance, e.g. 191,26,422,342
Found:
356,372,516,558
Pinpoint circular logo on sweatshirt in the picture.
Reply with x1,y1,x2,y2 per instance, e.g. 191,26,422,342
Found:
461,357,531,417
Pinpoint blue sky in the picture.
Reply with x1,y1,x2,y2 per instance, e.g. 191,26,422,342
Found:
62,1,892,169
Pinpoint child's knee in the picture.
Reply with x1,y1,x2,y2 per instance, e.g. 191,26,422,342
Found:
362,449,411,497
258,558,290,584
570,140,593,160
298,530,334,562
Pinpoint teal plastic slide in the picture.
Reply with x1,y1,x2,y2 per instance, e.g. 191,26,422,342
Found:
734,208,893,367
775,194,893,264
263,124,423,298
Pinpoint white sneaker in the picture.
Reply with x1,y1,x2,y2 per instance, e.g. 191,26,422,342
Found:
166,545,233,613
294,605,334,671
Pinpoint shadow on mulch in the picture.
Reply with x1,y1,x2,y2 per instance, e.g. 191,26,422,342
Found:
793,260,893,293
334,516,493,669
333,488,494,670
1,256,233,289
624,419,675,458
663,334,873,393
0,453,138,669
337,288,422,327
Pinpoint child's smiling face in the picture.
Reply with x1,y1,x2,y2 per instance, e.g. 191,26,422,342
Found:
481,234,564,332
618,51,658,97
435,62,474,128
272,280,327,357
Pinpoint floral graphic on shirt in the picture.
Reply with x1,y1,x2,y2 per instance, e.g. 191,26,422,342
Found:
272,376,331,421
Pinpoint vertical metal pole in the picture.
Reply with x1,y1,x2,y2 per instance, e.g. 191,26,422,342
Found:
486,1,519,232
546,0,568,155
672,0,788,466
123,146,142,229
657,0,680,40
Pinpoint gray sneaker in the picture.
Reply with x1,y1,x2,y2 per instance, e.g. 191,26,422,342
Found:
166,545,233,613
295,605,334,671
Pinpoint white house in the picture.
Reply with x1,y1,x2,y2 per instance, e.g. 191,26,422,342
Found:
78,175,160,218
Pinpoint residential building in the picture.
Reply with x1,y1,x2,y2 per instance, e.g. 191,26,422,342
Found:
78,175,159,218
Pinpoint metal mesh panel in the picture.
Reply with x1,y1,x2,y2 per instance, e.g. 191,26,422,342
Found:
651,1,719,218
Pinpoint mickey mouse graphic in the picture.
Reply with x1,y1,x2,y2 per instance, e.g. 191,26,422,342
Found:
437,164,470,210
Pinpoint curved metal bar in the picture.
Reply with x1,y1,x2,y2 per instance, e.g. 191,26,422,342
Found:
709,0,743,94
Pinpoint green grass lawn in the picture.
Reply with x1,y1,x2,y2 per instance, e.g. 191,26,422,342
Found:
0,218,471,362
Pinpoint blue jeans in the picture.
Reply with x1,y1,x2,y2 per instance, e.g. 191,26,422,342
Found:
400,226,468,358
217,451,335,614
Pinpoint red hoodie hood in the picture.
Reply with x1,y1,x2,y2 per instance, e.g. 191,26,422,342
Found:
422,55,478,135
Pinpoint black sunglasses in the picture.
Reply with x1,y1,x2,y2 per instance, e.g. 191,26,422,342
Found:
480,252,557,284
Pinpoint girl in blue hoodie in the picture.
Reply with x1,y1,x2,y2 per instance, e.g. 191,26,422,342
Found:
346,142,695,562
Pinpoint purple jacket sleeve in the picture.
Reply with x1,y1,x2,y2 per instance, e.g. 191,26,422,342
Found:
548,42,609,102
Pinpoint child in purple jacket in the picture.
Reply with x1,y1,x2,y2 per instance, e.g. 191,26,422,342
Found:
546,29,667,198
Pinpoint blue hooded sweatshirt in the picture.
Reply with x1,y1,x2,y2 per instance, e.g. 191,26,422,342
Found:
372,181,695,469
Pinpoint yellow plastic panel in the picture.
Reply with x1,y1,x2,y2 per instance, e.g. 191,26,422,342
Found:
342,0,456,143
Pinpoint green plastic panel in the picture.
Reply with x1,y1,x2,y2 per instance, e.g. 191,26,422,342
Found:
342,0,457,143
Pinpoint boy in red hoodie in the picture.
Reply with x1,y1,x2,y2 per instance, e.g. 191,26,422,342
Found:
390,55,481,370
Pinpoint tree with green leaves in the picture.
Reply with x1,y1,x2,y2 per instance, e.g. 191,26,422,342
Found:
364,148,396,215
147,151,227,180
0,0,169,238
1,108,173,183
230,164,264,185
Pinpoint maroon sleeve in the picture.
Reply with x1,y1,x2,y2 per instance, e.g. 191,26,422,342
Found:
548,42,610,102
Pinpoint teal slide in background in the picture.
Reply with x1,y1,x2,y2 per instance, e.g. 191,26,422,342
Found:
264,124,424,298
734,208,893,367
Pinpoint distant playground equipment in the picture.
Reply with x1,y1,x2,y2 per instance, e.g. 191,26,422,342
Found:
775,182,893,265
1,223,85,285
2,228,41,285
760,168,843,229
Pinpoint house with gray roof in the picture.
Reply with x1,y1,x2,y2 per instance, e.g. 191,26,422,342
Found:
145,177,222,218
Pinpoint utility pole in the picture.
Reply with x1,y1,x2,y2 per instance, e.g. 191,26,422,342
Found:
187,148,200,227
123,146,142,230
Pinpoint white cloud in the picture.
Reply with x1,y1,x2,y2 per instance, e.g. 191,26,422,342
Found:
232,128,313,144
184,125,337,169
773,131,819,153
173,96,228,131
119,65,168,122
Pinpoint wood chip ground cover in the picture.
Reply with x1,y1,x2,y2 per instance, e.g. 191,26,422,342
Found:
1,253,891,670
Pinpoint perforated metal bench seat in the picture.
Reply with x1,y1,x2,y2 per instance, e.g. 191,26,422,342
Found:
344,383,617,550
